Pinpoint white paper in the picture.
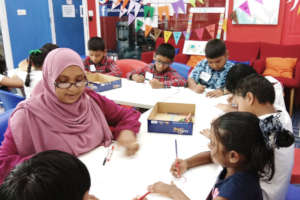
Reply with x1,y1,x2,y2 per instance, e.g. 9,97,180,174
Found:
80,5,83,17
183,40,207,55
62,5,75,18
66,0,73,5
90,65,96,72
17,9,27,16
145,72,153,80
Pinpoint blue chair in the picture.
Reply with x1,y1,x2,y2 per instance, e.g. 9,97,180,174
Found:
170,62,191,80
0,90,25,111
285,184,300,200
0,108,14,145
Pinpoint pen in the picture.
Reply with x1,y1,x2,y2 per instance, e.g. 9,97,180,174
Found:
137,191,151,200
175,139,181,177
103,145,114,166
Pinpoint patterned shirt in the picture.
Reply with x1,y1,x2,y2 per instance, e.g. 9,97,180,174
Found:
127,63,187,88
84,56,122,77
189,60,234,89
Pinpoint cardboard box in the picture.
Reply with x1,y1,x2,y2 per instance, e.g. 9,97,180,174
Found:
148,102,195,135
86,72,121,92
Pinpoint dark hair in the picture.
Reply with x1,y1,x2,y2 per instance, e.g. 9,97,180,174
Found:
205,39,226,59
225,63,257,93
0,54,7,75
88,37,105,51
0,150,91,200
25,43,58,87
155,43,175,60
212,112,275,181
234,74,275,104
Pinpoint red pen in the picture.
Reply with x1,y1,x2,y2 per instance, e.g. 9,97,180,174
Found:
102,145,114,166
137,191,151,200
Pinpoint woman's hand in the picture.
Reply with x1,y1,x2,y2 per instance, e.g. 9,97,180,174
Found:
117,130,139,156
148,182,190,200
170,159,188,178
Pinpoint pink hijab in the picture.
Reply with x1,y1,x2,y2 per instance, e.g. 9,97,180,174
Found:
10,48,113,156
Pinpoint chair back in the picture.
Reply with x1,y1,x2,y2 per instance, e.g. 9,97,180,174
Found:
116,59,148,78
285,183,300,200
0,90,25,111
170,62,191,80
0,108,14,145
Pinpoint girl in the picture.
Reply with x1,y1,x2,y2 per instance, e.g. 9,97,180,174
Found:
148,112,276,200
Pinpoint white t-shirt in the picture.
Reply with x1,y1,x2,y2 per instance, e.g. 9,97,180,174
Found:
265,76,286,111
259,111,294,200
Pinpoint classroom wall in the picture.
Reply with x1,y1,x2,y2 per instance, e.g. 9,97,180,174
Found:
87,0,97,37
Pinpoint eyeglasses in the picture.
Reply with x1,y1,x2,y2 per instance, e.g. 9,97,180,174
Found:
54,80,88,89
155,60,171,66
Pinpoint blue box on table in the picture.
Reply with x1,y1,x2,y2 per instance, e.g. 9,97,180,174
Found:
86,72,121,92
148,102,195,135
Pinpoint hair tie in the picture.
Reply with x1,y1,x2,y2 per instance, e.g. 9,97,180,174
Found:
29,49,42,55
259,114,294,149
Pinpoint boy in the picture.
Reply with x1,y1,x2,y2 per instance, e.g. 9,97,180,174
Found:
0,150,98,200
127,43,187,88
188,39,234,97
217,63,286,112
84,37,122,77
170,74,294,200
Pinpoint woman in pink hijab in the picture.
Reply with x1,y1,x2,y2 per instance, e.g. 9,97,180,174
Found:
0,48,141,183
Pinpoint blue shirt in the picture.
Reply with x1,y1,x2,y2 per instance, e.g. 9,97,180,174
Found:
189,60,233,89
207,168,263,200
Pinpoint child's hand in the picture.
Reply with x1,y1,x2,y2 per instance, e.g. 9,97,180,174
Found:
193,84,206,93
88,194,99,200
150,79,164,89
227,94,233,104
200,128,211,138
216,103,237,112
148,181,176,198
170,158,188,178
206,89,224,98
117,130,139,156
132,74,145,83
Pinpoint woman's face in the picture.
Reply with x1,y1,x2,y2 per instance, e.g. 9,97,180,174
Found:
55,65,86,104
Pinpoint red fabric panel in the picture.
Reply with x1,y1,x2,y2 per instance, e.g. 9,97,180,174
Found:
141,51,154,64
225,41,260,64
174,53,190,64
260,43,300,59
291,148,300,184
116,59,148,78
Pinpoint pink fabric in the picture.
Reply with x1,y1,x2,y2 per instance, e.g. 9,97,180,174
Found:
10,48,113,157
30,80,43,97
0,89,141,183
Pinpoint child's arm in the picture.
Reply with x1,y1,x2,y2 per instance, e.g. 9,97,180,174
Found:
106,60,122,77
206,88,224,98
0,75,24,88
162,71,187,88
148,182,190,200
126,67,147,82
187,78,206,93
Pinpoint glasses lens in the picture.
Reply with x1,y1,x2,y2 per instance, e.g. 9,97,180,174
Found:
75,80,87,87
56,82,71,89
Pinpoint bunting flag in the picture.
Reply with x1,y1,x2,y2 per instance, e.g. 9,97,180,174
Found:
183,31,187,39
128,13,135,25
290,0,299,11
195,28,204,40
151,28,162,41
256,0,263,4
171,0,186,17
111,0,121,10
121,0,129,9
216,13,224,39
144,5,154,18
164,31,172,43
127,0,136,14
134,2,141,17
298,5,300,15
119,8,127,18
190,0,196,7
173,32,182,45
239,1,251,16
145,25,152,37
206,24,216,39
222,18,228,32
158,6,170,21
135,19,144,32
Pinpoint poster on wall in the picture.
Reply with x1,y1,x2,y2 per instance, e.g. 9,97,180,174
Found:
233,0,280,25
183,40,207,55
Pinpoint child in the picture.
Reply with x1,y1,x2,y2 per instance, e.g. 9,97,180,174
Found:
0,55,23,90
84,36,122,77
127,43,187,88
148,112,276,200
188,39,234,97
217,63,286,112
0,150,98,200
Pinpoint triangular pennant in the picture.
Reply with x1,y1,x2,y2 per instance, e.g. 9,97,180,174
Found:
183,31,188,40
195,28,204,40
135,19,143,32
290,0,299,11
206,24,216,39
158,6,170,21
112,0,122,10
122,0,129,9
145,25,152,37
171,0,185,17
119,8,127,18
190,0,196,7
152,28,162,41
256,0,263,4
127,0,136,14
222,18,228,32
173,32,182,45
298,5,300,15
164,31,172,43
198,0,204,4
144,5,155,18
239,1,251,16
134,2,141,17
128,13,135,25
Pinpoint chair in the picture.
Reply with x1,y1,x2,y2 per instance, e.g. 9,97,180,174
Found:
291,148,300,184
285,184,300,200
0,90,25,111
116,59,148,78
253,43,300,116
0,108,14,145
170,62,191,80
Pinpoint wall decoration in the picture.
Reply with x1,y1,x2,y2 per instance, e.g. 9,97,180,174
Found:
183,40,207,55
233,0,280,24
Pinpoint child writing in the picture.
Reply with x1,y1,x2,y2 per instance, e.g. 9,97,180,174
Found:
84,36,122,77
188,39,234,97
127,43,187,88
0,150,98,200
171,74,294,200
147,112,276,200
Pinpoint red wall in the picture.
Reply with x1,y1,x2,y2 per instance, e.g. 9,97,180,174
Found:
87,0,97,37
227,0,286,44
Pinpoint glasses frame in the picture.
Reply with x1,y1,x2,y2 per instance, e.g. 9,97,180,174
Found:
54,79,88,89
